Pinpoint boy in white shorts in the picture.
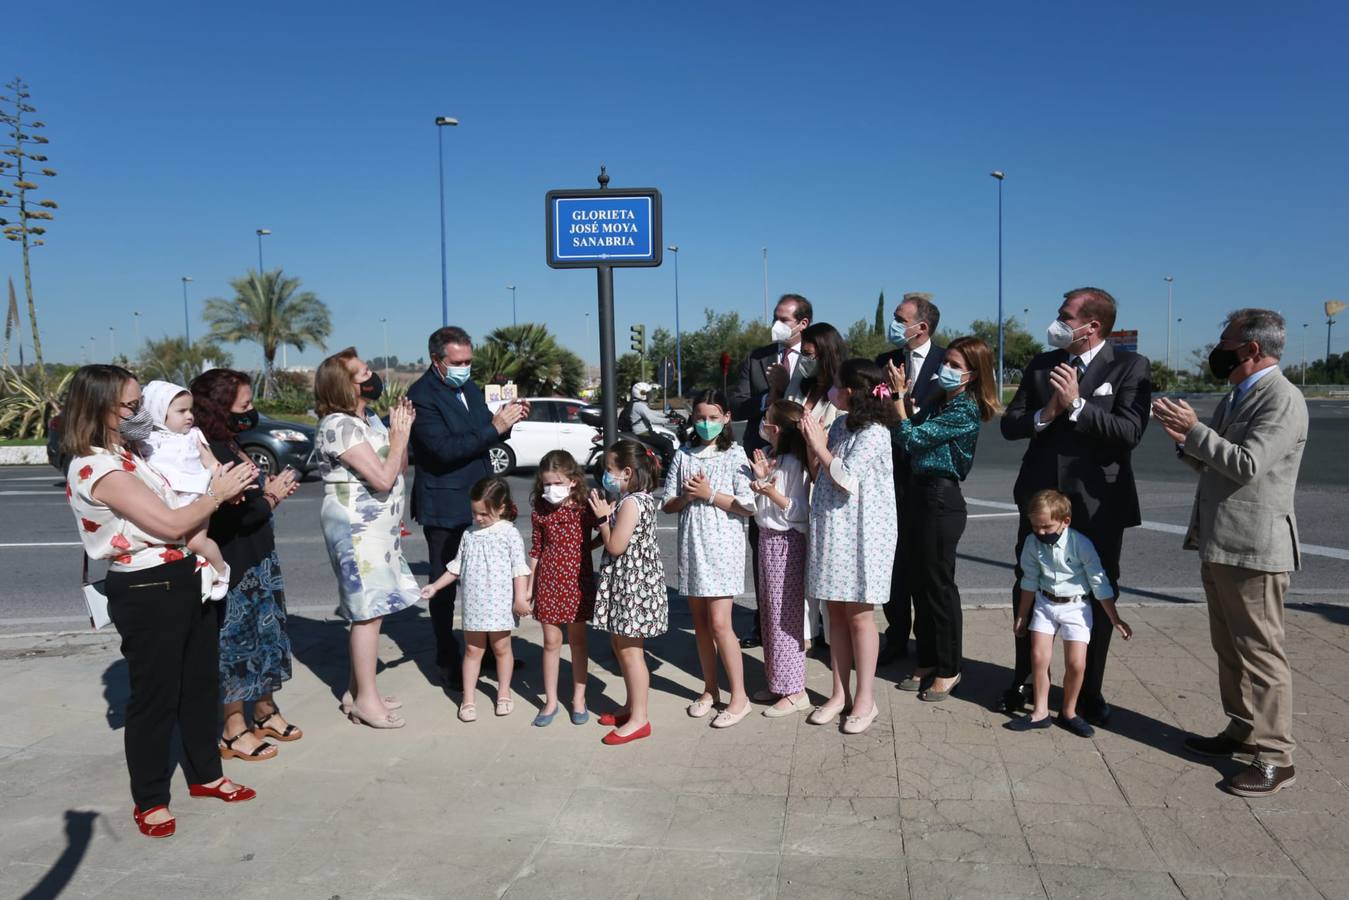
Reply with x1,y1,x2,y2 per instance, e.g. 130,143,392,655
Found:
1008,489,1132,737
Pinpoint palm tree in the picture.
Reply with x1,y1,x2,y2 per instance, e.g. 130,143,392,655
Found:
473,323,585,396
204,269,331,397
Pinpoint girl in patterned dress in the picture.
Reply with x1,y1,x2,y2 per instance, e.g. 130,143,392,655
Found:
526,450,598,727
421,477,531,722
588,440,667,745
800,359,900,735
749,400,813,718
662,389,757,729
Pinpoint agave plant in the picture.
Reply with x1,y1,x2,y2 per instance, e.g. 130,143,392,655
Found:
0,365,71,439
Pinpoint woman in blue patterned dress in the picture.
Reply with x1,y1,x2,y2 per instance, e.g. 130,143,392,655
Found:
800,359,899,735
315,348,421,729
192,368,302,763
887,337,1000,703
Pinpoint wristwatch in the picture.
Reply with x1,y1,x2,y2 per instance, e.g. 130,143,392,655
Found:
1070,397,1085,414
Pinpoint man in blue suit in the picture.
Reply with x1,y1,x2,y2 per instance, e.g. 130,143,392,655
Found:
409,326,527,689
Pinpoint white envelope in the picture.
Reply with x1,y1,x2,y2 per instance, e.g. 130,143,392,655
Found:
1092,383,1114,397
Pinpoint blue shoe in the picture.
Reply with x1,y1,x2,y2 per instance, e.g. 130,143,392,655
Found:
532,707,559,728
1058,714,1096,738
570,707,590,726
1003,714,1053,732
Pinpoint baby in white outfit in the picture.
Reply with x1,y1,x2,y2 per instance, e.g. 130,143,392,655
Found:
139,380,231,600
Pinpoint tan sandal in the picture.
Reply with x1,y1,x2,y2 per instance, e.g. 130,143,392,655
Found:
252,709,303,742
347,706,406,729
458,703,478,723
495,697,514,717
340,692,402,714
219,732,278,761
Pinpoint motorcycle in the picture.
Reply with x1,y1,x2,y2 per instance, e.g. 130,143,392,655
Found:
578,402,687,481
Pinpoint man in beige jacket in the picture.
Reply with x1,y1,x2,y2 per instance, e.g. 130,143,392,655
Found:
1153,308,1307,798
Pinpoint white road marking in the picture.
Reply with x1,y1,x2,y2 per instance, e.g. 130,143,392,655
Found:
0,542,81,548
0,490,66,496
967,512,1020,519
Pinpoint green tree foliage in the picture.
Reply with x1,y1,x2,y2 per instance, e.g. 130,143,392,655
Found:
647,310,771,396
965,317,1042,378
135,336,234,387
845,318,888,362
1304,352,1349,385
874,292,886,337
472,323,586,397
204,269,331,397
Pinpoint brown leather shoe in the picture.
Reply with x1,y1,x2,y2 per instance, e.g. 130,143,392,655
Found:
1225,760,1295,797
1184,732,1256,758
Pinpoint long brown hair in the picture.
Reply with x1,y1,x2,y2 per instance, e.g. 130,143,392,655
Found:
945,336,1001,422
607,439,662,493
839,359,900,432
800,323,847,406
532,449,588,509
765,399,809,467
688,388,734,451
61,365,135,458
190,369,253,443
314,347,360,418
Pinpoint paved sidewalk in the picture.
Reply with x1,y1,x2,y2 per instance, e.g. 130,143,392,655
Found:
1,602,1347,899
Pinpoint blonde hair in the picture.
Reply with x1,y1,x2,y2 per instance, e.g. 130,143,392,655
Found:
314,347,360,418
1026,489,1072,522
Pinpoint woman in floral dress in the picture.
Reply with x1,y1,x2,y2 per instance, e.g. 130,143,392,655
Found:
315,348,420,729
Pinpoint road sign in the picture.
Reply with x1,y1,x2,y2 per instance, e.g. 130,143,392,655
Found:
546,189,662,268
1107,330,1139,353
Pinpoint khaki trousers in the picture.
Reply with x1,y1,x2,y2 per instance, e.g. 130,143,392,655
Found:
1200,561,1294,767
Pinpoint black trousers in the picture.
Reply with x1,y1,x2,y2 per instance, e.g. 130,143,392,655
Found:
424,524,468,668
1011,517,1123,709
882,474,911,647
106,556,222,811
907,476,967,677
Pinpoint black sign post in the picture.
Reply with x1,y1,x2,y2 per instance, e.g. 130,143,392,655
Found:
545,168,662,449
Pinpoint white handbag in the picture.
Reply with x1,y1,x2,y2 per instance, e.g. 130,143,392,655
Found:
81,554,111,630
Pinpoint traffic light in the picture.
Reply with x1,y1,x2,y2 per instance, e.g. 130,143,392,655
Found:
630,324,646,354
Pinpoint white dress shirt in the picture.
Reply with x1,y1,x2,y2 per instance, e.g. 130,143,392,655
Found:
1018,526,1114,600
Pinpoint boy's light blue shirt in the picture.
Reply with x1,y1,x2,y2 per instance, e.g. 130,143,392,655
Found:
1019,526,1114,600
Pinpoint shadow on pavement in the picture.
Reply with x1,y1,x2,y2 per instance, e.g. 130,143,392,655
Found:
19,810,98,900
100,659,127,730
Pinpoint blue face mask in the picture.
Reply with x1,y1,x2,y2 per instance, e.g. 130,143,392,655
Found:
440,362,472,387
937,365,967,392
601,470,625,495
887,318,914,348
694,420,724,442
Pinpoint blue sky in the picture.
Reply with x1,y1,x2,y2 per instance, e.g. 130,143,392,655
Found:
8,1,1347,371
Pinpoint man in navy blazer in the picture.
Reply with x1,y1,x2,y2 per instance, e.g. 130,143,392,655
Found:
409,326,527,688
875,292,946,665
1000,287,1151,724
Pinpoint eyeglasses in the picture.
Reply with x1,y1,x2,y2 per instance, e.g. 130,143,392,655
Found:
119,399,142,414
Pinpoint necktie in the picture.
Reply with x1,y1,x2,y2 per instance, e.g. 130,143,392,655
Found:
779,345,790,368
1072,356,1086,382
907,352,920,397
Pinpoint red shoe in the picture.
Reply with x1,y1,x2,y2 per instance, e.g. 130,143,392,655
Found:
598,710,631,727
602,721,651,745
132,805,176,838
188,780,256,802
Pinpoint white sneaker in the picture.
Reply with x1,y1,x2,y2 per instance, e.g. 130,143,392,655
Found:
208,563,231,600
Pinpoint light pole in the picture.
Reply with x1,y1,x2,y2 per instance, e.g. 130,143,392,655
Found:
990,170,1005,398
1164,276,1174,371
1303,323,1309,386
109,327,116,361
181,276,193,346
761,247,769,322
133,311,141,352
669,244,683,398
506,284,517,326
1176,317,1183,373
435,116,460,327
256,228,271,272
380,317,390,382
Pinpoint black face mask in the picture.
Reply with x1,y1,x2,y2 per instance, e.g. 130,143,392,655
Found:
358,372,384,402
1034,529,1063,546
230,409,260,433
1208,345,1244,381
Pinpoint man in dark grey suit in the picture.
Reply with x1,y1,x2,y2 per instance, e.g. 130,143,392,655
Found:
1000,287,1151,723
731,293,812,647
875,292,945,665
1154,308,1307,797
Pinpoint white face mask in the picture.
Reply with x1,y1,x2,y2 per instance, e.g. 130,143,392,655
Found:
758,422,773,444
543,484,571,505
1046,319,1086,350
770,320,795,343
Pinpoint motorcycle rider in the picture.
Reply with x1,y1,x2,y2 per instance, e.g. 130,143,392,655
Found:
621,382,677,461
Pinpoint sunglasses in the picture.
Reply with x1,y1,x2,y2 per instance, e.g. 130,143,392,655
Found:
119,399,142,414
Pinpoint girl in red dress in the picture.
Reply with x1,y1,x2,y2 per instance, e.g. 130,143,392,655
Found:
526,450,599,726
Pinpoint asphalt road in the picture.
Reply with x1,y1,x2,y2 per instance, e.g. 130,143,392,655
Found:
3,396,1347,634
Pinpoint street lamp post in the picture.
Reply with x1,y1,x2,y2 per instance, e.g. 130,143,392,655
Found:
256,228,271,272
990,171,1005,398
1303,323,1309,386
133,311,141,352
435,116,460,328
109,327,116,361
1176,317,1184,372
1164,276,1174,371
506,284,517,326
381,317,390,382
669,244,682,398
181,276,193,346
761,247,769,322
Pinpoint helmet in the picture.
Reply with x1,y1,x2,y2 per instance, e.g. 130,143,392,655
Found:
630,382,651,401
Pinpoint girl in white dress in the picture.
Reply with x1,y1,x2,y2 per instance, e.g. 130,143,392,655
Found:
662,389,756,728
421,477,531,722
800,359,899,735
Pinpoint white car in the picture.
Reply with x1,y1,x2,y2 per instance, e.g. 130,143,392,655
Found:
484,397,599,475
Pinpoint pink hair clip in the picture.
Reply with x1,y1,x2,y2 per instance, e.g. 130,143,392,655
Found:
872,383,893,399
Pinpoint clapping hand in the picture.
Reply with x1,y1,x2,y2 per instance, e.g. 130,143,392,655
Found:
263,467,301,506
750,448,777,481
684,472,713,502
587,488,613,520
799,412,827,455
766,362,789,395
389,397,415,434
1151,397,1199,443
1047,363,1080,413
209,461,255,504
885,359,907,397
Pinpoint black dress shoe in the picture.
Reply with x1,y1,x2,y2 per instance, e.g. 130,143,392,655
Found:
1082,700,1112,727
1184,732,1256,758
998,686,1029,715
1226,760,1295,797
739,634,762,649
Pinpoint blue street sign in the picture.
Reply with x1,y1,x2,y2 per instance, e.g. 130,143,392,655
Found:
545,189,662,269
